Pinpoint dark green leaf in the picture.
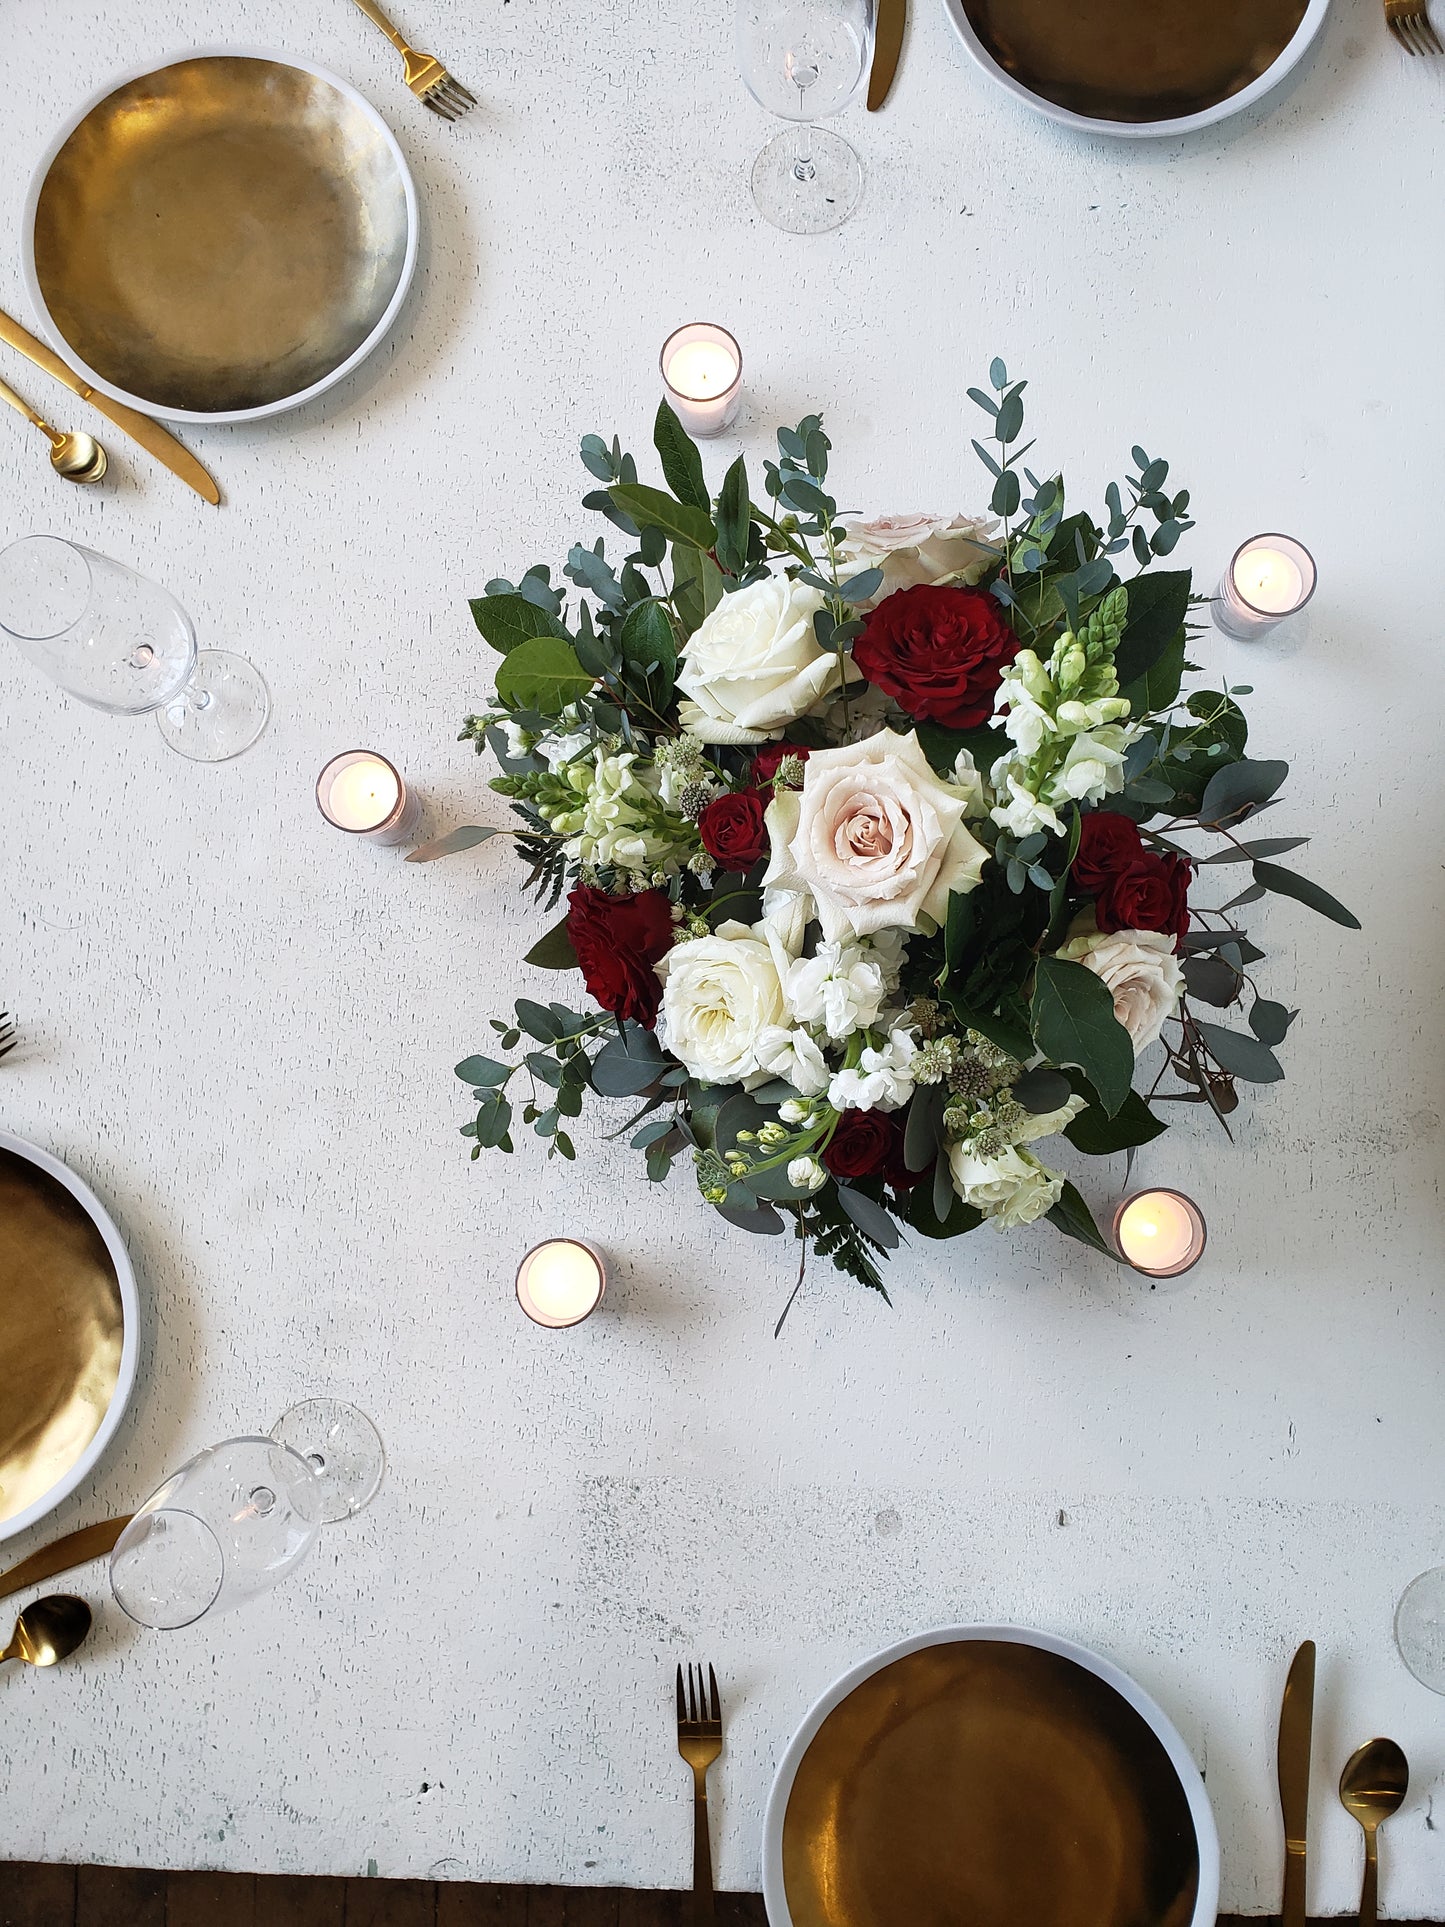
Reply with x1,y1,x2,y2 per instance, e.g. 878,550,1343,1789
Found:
590,1029,666,1097
931,1146,955,1225
1063,1084,1167,1155
468,593,569,655
714,456,751,578
903,1086,946,1174
608,483,716,551
1119,629,1186,717
1182,954,1240,1006
1047,1180,1116,1257
1012,1067,1073,1114
472,1092,513,1150
1031,956,1135,1117
1197,836,1309,865
524,918,579,971
1198,758,1289,827
617,599,677,685
1252,861,1360,930
1193,1019,1285,1082
652,398,710,511
715,1199,786,1235
495,636,595,715
835,1184,903,1250
672,544,725,636
1112,570,1192,687
406,825,504,863
1249,998,1296,1046
904,1180,984,1240
514,998,561,1043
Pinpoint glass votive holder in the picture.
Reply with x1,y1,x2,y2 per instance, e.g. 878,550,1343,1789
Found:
1111,1189,1207,1278
316,750,420,846
1213,534,1316,639
661,323,742,439
516,1239,607,1328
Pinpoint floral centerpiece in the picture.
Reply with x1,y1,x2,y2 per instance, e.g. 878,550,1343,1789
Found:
418,364,1355,1301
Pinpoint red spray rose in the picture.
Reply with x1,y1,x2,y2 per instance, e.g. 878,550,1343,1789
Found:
697,790,768,869
750,742,811,786
852,584,1018,731
565,886,675,1028
822,1109,893,1181
1072,812,1192,946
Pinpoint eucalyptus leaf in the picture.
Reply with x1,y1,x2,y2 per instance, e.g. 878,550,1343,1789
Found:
715,1199,786,1235
904,1086,946,1173
1193,1019,1285,1082
1252,861,1361,930
932,1146,955,1226
835,1184,902,1250
608,482,716,551
1012,1067,1073,1115
1182,954,1240,1007
406,825,504,863
1197,837,1310,865
1197,758,1289,826
455,1055,510,1088
1249,998,1296,1046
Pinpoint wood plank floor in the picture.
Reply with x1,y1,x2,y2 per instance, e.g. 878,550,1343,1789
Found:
2,1867,1440,1926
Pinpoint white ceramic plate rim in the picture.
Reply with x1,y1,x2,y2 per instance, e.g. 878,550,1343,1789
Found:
20,46,420,425
940,0,1332,138
760,1622,1220,1927
0,1130,140,1544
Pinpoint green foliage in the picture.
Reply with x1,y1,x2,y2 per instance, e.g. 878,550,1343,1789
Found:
494,636,594,714
1031,957,1134,1118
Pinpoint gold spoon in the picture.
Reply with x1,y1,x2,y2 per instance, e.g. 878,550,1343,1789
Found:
0,371,107,484
1339,1737,1409,1927
1,1593,93,1667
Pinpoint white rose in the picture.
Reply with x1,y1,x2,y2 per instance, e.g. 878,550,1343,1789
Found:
837,514,999,606
1055,928,1183,1053
828,1029,918,1113
751,1025,830,1098
676,577,845,745
655,922,788,1085
787,1155,828,1192
784,940,888,1042
1010,1094,1088,1145
764,728,989,943
949,1142,1064,1227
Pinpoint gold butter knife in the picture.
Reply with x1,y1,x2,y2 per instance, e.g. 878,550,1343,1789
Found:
1278,1639,1315,1927
0,1517,132,1602
868,0,907,109
0,308,220,507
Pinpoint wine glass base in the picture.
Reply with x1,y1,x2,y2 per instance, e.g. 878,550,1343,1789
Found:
1395,1566,1445,1693
271,1399,385,1524
156,650,270,762
751,127,863,234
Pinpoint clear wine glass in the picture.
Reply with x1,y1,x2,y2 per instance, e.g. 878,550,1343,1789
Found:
739,0,875,234
0,534,270,762
109,1401,384,1630
1395,1566,1445,1693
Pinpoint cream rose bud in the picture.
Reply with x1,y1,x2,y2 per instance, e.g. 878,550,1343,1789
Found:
837,514,999,607
787,1155,828,1193
1055,928,1183,1053
655,922,788,1085
676,577,844,746
764,728,989,943
949,1142,1064,1227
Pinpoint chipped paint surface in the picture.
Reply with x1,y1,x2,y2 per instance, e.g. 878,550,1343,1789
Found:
1,0,1444,1914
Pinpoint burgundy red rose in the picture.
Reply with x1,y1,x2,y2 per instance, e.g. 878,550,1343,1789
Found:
565,885,675,1028
1072,811,1191,945
852,584,1019,732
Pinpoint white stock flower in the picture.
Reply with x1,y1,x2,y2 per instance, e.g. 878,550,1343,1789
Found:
752,1025,830,1098
1010,1094,1088,1145
1055,927,1183,1053
537,729,591,770
499,720,534,760
949,1143,1064,1227
676,576,844,745
784,941,889,1042
837,514,999,606
787,1155,828,1193
828,1029,918,1113
764,728,989,943
656,921,789,1085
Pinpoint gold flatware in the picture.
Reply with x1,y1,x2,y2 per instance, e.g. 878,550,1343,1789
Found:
0,371,106,484
0,1519,132,1604
676,1663,722,1923
0,1014,14,1061
0,309,218,506
1340,1738,1409,1927
346,0,477,119
1,1594,92,1668
1385,0,1443,52
1278,1640,1316,1927
868,0,907,108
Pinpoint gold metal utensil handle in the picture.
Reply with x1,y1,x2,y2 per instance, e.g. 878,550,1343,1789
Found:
348,0,413,54
0,373,60,445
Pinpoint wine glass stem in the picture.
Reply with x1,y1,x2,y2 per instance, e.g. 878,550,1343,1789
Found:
794,82,814,180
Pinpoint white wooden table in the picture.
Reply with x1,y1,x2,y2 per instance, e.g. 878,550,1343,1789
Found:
3,0,1444,1913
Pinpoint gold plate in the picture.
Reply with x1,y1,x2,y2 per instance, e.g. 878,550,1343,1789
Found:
956,0,1312,125
0,1141,132,1534
776,1637,1205,1927
27,54,416,421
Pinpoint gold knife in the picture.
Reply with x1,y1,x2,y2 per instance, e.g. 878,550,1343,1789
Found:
868,0,907,109
0,1517,132,1602
1278,1639,1315,1927
0,307,220,506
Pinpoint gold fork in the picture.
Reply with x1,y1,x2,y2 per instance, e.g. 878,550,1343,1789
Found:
1385,0,1443,53
676,1663,722,1922
346,0,477,118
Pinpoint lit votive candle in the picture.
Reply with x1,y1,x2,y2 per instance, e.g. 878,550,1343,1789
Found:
1112,1189,1207,1279
316,750,420,846
516,1239,607,1328
661,323,742,439
1213,534,1316,639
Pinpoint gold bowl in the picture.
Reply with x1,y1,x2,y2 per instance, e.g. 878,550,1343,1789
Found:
23,51,418,424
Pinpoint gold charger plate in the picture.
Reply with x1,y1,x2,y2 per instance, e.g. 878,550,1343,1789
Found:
0,1134,137,1541
24,51,418,423
944,0,1326,132
765,1630,1216,1927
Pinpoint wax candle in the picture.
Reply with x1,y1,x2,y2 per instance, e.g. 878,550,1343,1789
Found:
1112,1190,1207,1278
516,1239,607,1328
1213,533,1316,639
316,750,420,846
661,323,742,438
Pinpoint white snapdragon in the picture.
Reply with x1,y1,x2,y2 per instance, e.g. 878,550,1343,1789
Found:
828,1029,918,1113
